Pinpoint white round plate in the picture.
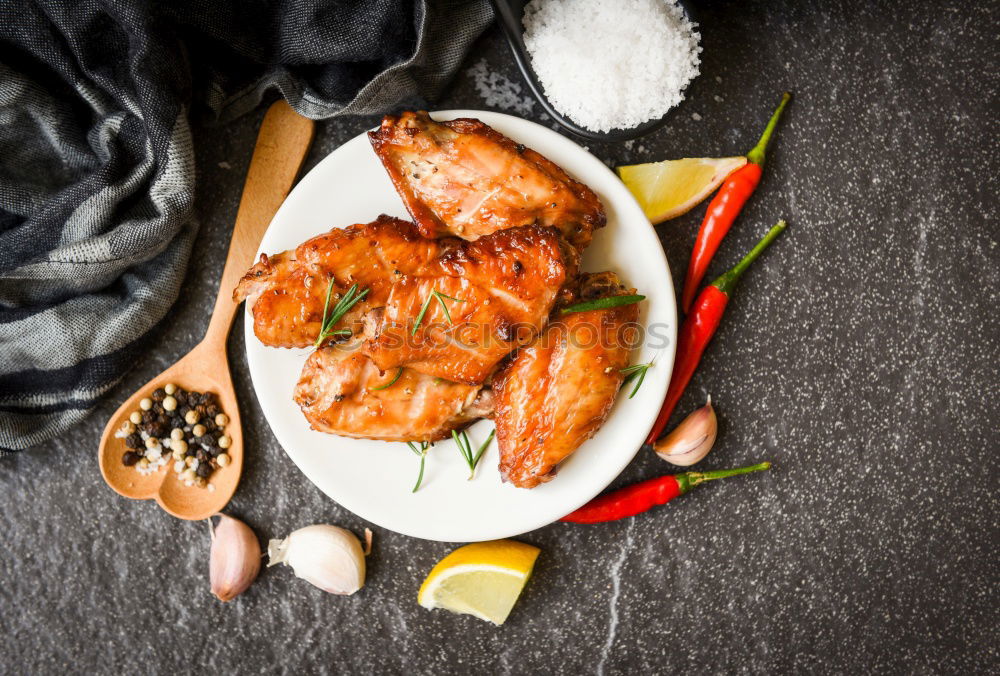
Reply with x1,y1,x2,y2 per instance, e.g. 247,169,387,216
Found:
246,110,676,542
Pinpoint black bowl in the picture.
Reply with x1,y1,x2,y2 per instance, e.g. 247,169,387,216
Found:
490,0,698,143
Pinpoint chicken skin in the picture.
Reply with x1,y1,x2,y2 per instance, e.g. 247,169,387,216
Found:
234,215,423,348
234,218,577,376
363,224,578,384
369,111,605,250
294,345,494,442
492,272,641,488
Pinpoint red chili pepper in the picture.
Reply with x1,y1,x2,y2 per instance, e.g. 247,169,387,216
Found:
680,93,791,313
646,221,786,445
561,462,771,523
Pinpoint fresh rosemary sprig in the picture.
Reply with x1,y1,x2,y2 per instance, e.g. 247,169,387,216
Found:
560,294,645,315
620,360,654,399
411,289,466,335
452,428,495,479
407,441,431,492
370,367,403,391
314,280,370,346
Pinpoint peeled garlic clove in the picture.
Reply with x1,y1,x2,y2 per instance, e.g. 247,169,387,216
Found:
209,513,261,602
653,396,717,467
267,525,366,595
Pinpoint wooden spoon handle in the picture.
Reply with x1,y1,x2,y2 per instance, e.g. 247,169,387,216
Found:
204,100,316,349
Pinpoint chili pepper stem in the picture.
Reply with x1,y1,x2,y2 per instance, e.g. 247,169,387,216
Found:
674,462,772,495
746,92,791,167
712,220,786,295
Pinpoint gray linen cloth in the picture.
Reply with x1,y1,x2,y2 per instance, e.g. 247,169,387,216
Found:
0,0,494,452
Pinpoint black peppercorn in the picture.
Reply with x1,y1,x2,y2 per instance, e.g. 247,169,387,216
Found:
203,419,217,433
151,388,166,402
141,411,155,424
201,392,217,407
174,391,187,406
205,404,221,418
196,449,208,462
208,446,222,457
196,463,213,478
122,451,141,466
125,433,143,449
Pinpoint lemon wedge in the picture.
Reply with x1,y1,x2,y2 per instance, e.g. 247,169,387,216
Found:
417,540,540,625
617,156,747,224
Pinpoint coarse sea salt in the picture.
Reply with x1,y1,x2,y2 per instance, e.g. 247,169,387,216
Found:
522,0,701,133
469,58,536,117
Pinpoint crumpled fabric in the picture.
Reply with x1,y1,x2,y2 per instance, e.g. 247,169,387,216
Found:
0,0,494,452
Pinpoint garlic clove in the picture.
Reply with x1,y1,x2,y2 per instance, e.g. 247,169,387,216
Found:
209,513,261,602
653,396,717,467
268,524,366,595
363,528,373,556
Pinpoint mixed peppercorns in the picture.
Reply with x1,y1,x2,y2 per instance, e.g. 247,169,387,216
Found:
116,383,232,489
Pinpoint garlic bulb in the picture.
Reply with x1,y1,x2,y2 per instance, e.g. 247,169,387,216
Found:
267,525,367,595
209,513,261,602
653,396,717,466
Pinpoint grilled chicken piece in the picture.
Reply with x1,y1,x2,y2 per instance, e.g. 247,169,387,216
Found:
294,345,495,443
234,217,576,361
492,272,641,489
234,215,424,348
363,224,578,384
369,111,605,250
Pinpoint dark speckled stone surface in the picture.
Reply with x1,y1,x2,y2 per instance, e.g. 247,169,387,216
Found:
2,1,997,673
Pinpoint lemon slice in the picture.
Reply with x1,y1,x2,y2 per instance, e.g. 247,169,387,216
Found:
417,540,540,625
617,156,747,224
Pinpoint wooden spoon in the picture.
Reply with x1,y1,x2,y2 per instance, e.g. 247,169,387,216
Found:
98,100,315,520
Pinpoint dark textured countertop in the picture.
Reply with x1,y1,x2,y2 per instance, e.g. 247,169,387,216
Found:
3,1,997,673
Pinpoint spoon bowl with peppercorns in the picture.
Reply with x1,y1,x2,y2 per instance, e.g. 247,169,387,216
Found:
98,350,246,520
96,100,315,520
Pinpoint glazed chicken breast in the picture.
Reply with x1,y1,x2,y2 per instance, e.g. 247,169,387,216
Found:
234,217,577,369
294,345,494,442
492,272,641,488
369,111,605,250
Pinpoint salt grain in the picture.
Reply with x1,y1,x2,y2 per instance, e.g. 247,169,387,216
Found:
523,0,701,133
468,59,536,116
